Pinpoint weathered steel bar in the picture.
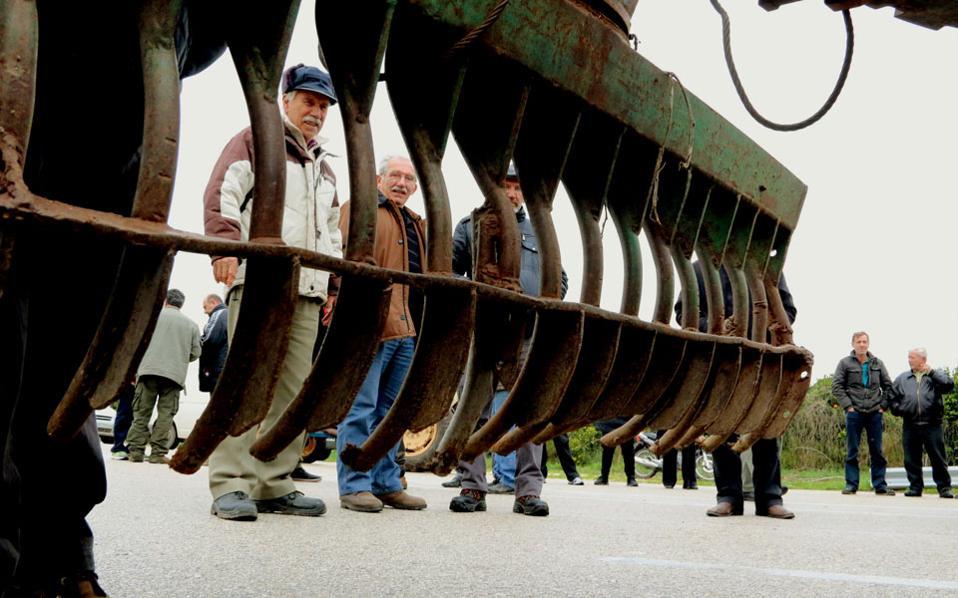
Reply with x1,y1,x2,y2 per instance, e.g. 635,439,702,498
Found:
48,0,182,440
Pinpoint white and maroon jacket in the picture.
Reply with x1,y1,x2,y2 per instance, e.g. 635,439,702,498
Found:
203,115,342,300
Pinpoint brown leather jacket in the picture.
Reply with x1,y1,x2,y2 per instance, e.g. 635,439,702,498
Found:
339,194,427,341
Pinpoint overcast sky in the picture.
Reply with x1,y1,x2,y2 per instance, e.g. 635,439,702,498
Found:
167,1,958,399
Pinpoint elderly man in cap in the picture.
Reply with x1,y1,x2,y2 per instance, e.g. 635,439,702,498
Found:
202,63,342,521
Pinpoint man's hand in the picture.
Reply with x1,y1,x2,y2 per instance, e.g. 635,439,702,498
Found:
879,408,884,414
213,257,239,286
847,407,854,413
322,295,337,327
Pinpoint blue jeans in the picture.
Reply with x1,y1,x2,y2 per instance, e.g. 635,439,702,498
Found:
491,389,516,488
337,337,415,496
845,410,887,490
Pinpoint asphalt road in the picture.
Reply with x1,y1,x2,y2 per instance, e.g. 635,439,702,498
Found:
90,445,958,597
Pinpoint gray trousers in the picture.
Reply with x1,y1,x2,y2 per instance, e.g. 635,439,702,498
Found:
459,401,544,498
208,287,320,501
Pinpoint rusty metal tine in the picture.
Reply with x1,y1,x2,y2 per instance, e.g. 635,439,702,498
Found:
171,2,302,473
318,1,395,262
730,349,784,451
429,301,512,474
463,307,584,460
337,286,475,472
48,0,183,439
173,259,300,473
0,0,38,298
0,0,38,157
582,322,657,423
762,348,814,438
248,276,390,461
461,87,586,459
429,60,529,471
663,341,742,451
531,112,624,441
700,346,763,452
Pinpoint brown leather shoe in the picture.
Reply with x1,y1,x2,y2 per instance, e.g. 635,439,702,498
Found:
706,501,743,517
340,491,383,513
376,490,427,510
760,504,795,519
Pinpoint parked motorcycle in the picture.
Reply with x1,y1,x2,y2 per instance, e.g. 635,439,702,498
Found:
633,430,714,481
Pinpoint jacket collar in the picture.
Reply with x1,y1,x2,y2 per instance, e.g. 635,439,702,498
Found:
378,191,422,221
516,206,527,223
848,350,873,361
282,114,328,159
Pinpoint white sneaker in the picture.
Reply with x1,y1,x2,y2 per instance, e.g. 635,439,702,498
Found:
569,476,584,486
111,451,129,461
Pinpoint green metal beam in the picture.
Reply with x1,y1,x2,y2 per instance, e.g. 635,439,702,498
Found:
406,0,808,231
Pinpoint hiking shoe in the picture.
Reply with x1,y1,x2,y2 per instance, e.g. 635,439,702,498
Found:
513,495,549,517
594,476,608,486
441,473,463,488
904,488,922,497
291,466,321,482
110,450,129,461
376,491,426,510
759,504,796,520
488,482,515,495
569,476,584,486
706,501,743,517
128,453,144,463
147,454,169,465
340,491,383,513
211,491,258,521
256,491,326,516
940,489,954,499
450,489,486,513
841,485,857,495
875,487,896,496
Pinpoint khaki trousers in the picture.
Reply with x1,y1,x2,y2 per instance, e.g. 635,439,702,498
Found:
208,287,320,500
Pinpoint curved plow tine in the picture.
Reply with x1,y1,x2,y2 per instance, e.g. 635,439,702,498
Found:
429,300,516,474
643,169,719,436
529,112,623,444
0,0,38,298
700,344,763,452
49,0,182,440
484,307,584,456
730,348,784,452
250,1,399,462
250,276,390,461
171,1,300,473
429,57,526,471
762,347,814,439
338,287,475,471
384,13,472,433
583,322,656,424
464,86,585,459
673,341,742,449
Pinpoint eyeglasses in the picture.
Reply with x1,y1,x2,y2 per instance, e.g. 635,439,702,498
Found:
384,171,417,184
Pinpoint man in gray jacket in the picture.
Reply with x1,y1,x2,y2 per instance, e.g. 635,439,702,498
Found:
831,331,895,495
888,348,954,499
127,289,201,463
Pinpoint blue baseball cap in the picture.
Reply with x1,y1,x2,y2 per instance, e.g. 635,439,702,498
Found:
282,64,338,105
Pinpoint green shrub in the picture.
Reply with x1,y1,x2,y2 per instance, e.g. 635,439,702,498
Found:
568,425,602,464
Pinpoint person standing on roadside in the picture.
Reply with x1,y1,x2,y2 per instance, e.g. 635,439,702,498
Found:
831,331,895,496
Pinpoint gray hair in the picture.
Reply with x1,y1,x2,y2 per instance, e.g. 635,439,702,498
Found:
377,155,415,178
205,293,223,305
908,347,928,359
166,288,185,308
284,90,297,103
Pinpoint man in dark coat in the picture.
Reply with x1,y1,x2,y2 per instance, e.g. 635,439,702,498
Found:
887,348,955,498
831,331,895,495
676,262,796,519
199,294,229,393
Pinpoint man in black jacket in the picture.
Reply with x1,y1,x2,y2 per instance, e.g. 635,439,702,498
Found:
676,262,795,519
199,294,228,393
888,348,955,498
831,331,895,495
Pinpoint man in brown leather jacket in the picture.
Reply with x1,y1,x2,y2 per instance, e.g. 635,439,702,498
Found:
336,155,428,513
